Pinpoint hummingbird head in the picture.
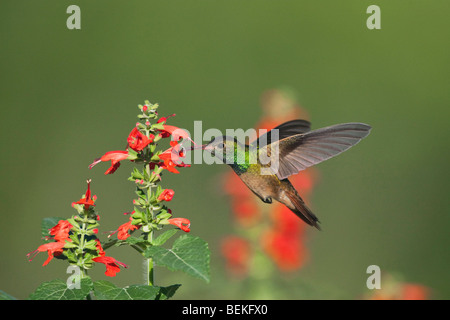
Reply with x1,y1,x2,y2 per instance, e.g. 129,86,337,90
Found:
192,136,243,164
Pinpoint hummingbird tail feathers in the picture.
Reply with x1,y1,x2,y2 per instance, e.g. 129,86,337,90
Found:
285,191,321,230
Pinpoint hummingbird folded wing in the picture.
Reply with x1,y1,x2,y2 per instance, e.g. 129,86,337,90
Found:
261,122,372,180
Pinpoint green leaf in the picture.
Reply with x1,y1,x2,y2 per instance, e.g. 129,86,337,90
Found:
144,235,210,282
157,284,181,300
126,236,149,246
29,277,93,300
132,167,145,180
41,217,65,243
93,281,160,300
151,229,177,246
151,122,165,130
0,290,17,300
84,239,98,251
135,187,147,200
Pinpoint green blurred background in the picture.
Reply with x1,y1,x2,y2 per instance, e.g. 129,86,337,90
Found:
1,1,449,299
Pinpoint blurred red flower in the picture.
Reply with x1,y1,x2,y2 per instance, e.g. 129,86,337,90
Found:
221,88,316,276
221,236,251,277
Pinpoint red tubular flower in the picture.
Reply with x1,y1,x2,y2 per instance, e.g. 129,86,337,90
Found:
89,150,136,175
109,216,140,240
48,220,73,242
28,219,73,266
27,241,67,266
157,113,176,124
127,127,153,151
95,239,105,256
158,125,191,142
168,218,190,232
74,179,96,209
93,256,128,277
157,142,190,173
158,189,175,202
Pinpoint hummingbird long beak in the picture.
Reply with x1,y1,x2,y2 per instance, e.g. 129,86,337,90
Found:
190,144,207,150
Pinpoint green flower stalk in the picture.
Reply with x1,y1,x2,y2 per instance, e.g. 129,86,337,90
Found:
89,100,195,287
25,100,210,300
27,180,127,278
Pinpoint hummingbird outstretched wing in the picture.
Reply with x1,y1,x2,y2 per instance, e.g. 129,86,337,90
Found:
251,119,311,148
260,123,372,180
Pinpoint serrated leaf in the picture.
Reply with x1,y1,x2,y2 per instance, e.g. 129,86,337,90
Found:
157,284,181,300
29,277,93,300
151,229,177,246
41,217,65,243
93,281,160,300
144,235,210,282
0,290,17,300
125,236,148,246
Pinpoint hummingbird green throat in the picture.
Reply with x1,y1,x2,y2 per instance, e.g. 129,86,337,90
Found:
195,120,371,230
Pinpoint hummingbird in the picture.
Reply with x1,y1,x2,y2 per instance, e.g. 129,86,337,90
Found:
195,120,371,230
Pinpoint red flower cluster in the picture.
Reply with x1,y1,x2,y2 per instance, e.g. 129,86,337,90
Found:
127,127,153,151
221,89,317,276
27,220,73,266
89,116,191,175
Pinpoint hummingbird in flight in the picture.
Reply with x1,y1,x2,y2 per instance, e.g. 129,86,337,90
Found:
194,120,371,230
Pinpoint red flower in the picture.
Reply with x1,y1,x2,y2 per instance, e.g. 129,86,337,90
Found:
168,218,190,232
27,241,67,266
158,124,191,142
231,198,261,227
28,219,73,266
93,256,128,277
74,179,96,210
158,189,175,202
109,216,140,240
89,150,136,175
127,127,153,151
48,220,73,242
157,142,190,173
221,236,251,277
402,284,429,300
95,239,105,256
261,229,307,271
157,113,176,124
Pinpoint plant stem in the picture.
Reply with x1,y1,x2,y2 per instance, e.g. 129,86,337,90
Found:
147,257,154,286
145,162,155,286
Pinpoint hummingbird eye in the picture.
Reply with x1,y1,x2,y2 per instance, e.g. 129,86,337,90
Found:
216,143,225,150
